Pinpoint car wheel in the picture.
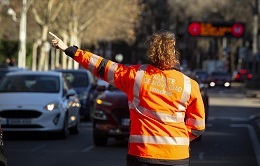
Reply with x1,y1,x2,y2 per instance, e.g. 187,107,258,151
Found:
69,121,79,134
85,102,94,121
89,103,94,121
60,113,69,139
93,134,108,146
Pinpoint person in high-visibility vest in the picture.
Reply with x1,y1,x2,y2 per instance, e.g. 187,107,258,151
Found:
50,30,205,166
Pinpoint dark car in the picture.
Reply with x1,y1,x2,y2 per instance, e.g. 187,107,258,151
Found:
193,69,209,83
55,69,98,120
232,69,252,82
0,66,26,81
208,71,231,88
92,77,209,146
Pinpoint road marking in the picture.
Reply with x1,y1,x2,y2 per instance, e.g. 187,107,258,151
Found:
209,116,248,121
81,145,94,152
198,152,205,160
230,124,260,166
206,124,212,127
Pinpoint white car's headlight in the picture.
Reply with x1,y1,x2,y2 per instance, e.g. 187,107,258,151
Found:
44,102,61,111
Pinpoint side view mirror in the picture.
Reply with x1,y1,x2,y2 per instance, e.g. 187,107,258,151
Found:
66,89,76,98
96,85,106,92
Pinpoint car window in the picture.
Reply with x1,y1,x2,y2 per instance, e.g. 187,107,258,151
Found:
62,72,89,88
62,75,72,90
0,71,8,81
195,71,208,77
0,75,60,93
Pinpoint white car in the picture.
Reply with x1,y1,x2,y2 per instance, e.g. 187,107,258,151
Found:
0,71,81,138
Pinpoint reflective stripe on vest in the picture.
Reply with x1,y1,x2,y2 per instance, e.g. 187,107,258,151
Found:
107,62,118,86
87,54,100,73
186,117,205,127
129,65,191,123
129,103,184,123
129,135,189,145
178,75,191,111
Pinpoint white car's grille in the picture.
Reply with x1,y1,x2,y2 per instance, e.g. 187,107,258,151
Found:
0,110,42,119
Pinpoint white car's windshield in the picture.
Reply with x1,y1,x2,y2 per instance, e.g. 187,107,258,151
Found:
0,75,60,93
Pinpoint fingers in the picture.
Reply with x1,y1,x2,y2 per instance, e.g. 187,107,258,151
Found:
49,31,59,39
51,39,59,49
49,32,67,51
49,31,60,48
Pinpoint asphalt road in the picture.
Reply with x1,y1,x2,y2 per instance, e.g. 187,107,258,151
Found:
3,84,260,166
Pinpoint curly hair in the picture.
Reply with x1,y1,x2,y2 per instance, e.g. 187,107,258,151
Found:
145,30,180,70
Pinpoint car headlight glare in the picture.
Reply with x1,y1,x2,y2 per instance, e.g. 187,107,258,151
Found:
44,102,60,111
93,110,107,120
224,82,230,87
96,99,112,106
209,82,215,87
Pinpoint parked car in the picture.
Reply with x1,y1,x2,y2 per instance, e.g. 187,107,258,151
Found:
0,71,81,138
208,71,231,88
54,69,98,121
92,76,209,146
232,69,252,82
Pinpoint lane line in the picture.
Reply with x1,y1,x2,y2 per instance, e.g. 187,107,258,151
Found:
230,124,260,166
198,152,205,160
208,116,248,121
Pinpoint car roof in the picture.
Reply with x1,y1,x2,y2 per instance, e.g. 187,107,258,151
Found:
54,69,90,73
193,69,207,72
0,66,26,71
211,71,229,74
6,70,62,77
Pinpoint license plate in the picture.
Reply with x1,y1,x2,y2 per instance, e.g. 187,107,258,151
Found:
121,118,130,126
7,119,31,125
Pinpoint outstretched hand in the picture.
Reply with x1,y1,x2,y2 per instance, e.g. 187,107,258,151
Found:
49,31,68,52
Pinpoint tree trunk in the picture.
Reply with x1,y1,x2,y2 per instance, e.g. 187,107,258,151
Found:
61,33,69,69
38,26,49,71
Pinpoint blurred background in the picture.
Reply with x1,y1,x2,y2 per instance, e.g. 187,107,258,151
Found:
0,0,259,82
1,1,260,166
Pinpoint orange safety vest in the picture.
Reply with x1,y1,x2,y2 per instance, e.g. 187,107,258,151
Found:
71,48,205,161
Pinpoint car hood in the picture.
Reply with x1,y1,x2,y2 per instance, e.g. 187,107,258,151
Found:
0,93,60,106
210,76,230,80
99,90,128,107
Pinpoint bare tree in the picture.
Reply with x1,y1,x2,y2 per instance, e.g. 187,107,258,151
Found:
29,0,64,71
50,0,142,69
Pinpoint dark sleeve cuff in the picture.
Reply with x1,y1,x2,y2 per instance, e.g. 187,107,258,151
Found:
65,45,78,59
